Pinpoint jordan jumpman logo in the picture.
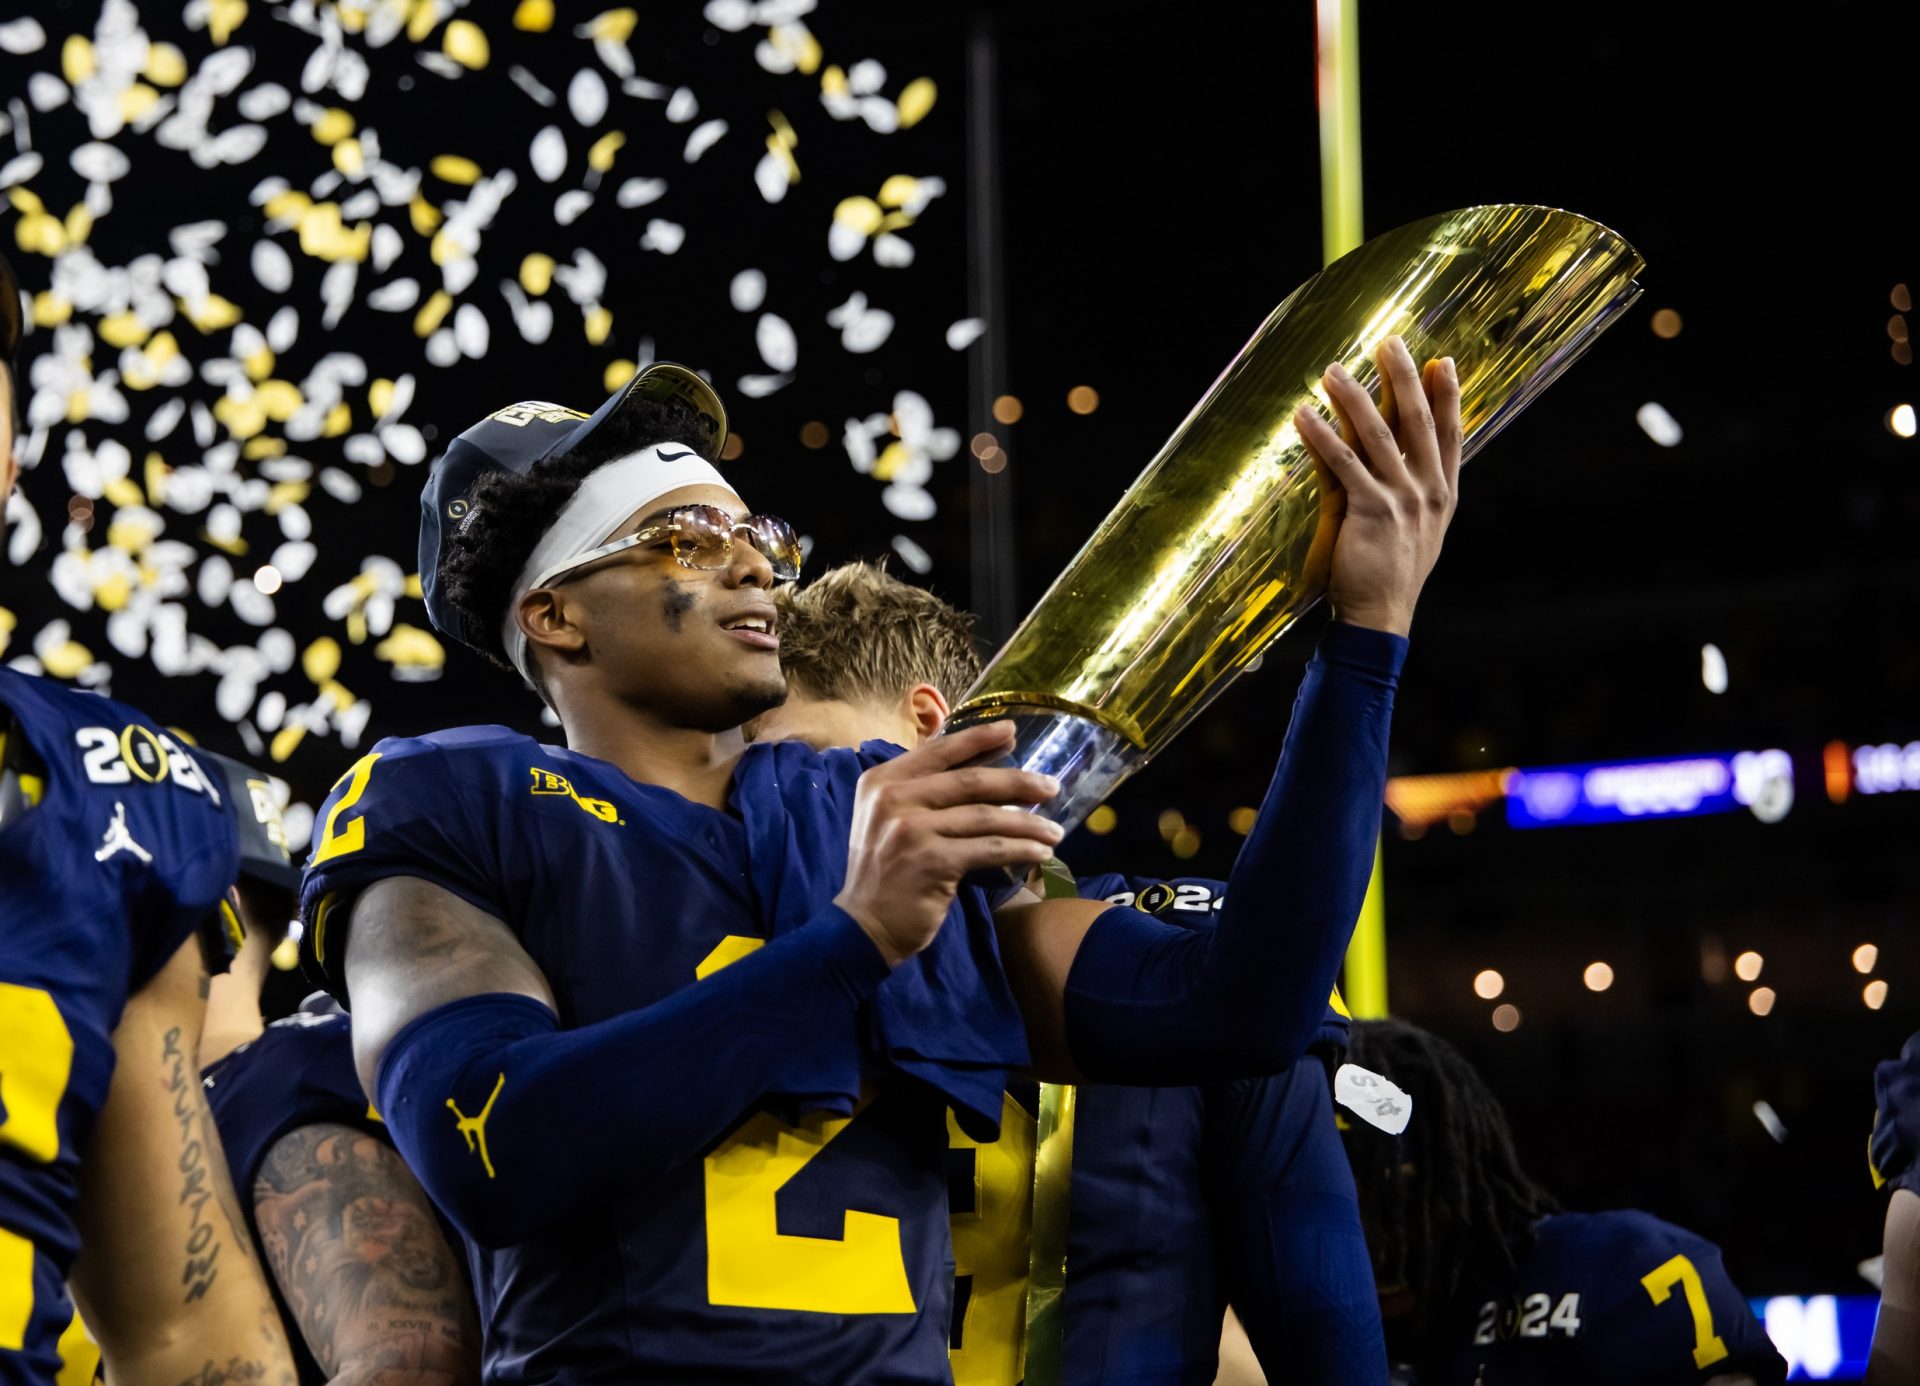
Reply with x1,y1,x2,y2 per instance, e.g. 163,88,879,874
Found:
93,802,152,864
446,1072,506,1179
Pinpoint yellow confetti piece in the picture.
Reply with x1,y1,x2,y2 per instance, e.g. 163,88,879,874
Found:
407,0,439,43
303,637,342,683
587,130,626,173
603,358,636,393
62,203,93,247
145,332,180,367
97,312,149,349
296,203,372,263
310,104,352,143
514,0,555,31
821,65,849,98
207,0,247,45
792,27,823,76
873,440,911,482
181,294,243,332
243,437,286,460
269,723,306,763
413,290,452,338
318,679,357,713
583,305,612,346
65,389,91,424
43,639,93,680
833,196,884,236
119,83,160,125
519,253,554,295
443,19,489,69
263,189,312,225
243,345,275,381
428,228,469,268
878,209,915,233
430,155,480,185
16,212,67,258
0,608,13,657
404,574,424,599
338,4,367,33
346,610,368,645
102,477,144,509
203,531,249,558
30,292,70,328
896,78,937,128
214,393,268,440
332,138,363,176
144,455,170,504
323,401,352,436
408,193,442,236
375,624,446,670
93,574,133,612
61,35,95,84
143,41,187,85
8,188,43,214
369,378,396,418
584,8,638,42
877,175,920,209
265,481,310,514
256,380,303,422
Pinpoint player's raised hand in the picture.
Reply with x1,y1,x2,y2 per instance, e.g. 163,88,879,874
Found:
1294,334,1462,637
835,721,1064,967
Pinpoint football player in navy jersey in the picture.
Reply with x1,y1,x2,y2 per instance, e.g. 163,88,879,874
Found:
752,562,1385,1386
298,338,1459,1381
1340,1020,1785,1385
196,750,480,1386
1866,1032,1920,1384
1,249,297,1382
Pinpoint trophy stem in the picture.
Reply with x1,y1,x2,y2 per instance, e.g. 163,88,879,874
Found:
944,703,1147,838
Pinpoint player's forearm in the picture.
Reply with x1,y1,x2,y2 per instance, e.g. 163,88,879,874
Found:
376,905,889,1247
1061,623,1403,1082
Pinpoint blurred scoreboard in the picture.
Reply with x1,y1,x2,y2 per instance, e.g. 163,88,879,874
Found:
1757,1294,1878,1382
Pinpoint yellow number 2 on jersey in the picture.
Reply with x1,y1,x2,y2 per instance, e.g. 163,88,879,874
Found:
1640,1252,1729,1370
311,753,383,866
0,982,76,1349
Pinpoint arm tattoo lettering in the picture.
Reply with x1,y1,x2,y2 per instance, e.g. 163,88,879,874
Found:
254,1123,479,1377
171,1358,270,1386
164,1024,252,1303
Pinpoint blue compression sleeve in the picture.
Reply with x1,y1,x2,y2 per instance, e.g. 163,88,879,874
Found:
1064,622,1405,1083
374,905,890,1248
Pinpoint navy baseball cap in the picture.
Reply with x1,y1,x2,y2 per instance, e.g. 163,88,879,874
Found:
198,748,299,892
418,362,728,652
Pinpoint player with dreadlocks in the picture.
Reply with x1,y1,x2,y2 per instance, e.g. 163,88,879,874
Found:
297,338,1459,1379
1342,1019,1784,1385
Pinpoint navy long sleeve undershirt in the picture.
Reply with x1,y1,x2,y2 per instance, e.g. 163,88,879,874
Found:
1062,620,1407,1084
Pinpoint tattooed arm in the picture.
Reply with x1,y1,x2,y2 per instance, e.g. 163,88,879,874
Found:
253,1124,480,1385
70,935,298,1386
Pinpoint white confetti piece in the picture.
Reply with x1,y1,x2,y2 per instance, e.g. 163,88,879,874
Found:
425,327,460,368
207,124,269,166
735,373,791,398
616,176,666,207
683,119,727,163
509,66,557,106
270,541,318,582
237,83,291,120
703,1,754,32
827,219,866,263
417,52,464,81
367,278,419,311
756,313,797,372
0,17,47,54
849,60,887,95
381,423,428,464
453,303,490,359
27,75,67,113
568,69,609,126
1334,1064,1413,1135
266,306,299,352
319,469,363,503
277,504,312,542
729,269,766,312
501,282,553,344
251,240,293,293
256,690,287,732
442,255,479,296
753,149,790,204
66,141,124,183
198,555,234,606
621,77,669,101
827,292,894,353
843,420,877,473
531,124,567,182
640,218,685,254
859,96,900,134
881,483,935,521
320,261,358,329
0,152,42,189
554,189,594,225
946,317,987,350
890,535,932,574
371,223,403,273
666,87,699,123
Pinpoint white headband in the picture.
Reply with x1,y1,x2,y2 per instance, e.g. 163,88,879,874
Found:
503,445,730,685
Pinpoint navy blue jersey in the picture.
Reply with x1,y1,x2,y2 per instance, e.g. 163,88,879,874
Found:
202,995,384,1386
1871,1032,1920,1195
0,668,237,1380
1058,874,1376,1385
1425,1211,1785,1385
297,726,1025,1383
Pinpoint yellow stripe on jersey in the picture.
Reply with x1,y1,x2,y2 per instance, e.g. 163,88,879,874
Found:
55,1307,101,1386
949,1092,1037,1386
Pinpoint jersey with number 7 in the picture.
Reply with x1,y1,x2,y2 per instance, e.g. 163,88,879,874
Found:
0,668,239,1378
1431,1209,1785,1384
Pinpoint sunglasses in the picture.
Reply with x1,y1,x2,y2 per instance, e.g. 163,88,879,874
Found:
533,504,803,591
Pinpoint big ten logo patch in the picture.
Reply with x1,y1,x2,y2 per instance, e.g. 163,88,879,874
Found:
487,401,589,428
527,767,621,824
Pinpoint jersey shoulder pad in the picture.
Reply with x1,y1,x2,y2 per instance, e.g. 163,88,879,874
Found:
1073,870,1133,904
1873,1033,1920,1192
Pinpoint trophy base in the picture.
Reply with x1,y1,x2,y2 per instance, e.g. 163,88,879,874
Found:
943,704,1145,839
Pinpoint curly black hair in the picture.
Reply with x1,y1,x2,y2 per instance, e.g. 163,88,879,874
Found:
438,394,713,679
1343,1019,1560,1370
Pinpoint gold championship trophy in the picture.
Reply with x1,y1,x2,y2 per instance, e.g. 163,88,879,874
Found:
966,205,1645,1383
